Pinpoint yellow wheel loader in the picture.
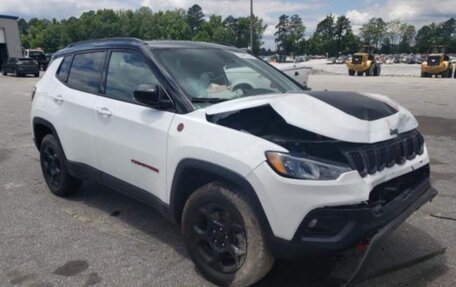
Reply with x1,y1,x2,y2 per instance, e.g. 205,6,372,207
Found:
346,46,381,77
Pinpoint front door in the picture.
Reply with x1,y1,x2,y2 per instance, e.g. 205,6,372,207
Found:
92,50,175,202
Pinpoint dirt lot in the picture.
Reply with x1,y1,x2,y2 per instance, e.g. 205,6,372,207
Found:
0,72,455,287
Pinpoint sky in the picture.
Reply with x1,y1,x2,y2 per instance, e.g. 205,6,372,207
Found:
1,0,455,48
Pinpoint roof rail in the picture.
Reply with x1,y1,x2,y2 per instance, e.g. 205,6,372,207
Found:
66,37,144,48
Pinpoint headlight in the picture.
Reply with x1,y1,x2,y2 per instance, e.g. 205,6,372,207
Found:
265,151,351,180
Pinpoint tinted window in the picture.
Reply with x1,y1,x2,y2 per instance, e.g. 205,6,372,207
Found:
57,56,72,82
105,51,158,101
67,52,105,94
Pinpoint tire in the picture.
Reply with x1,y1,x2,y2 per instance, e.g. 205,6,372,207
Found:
374,64,381,76
40,134,81,196
34,72,39,77
14,69,20,77
348,69,355,76
421,71,427,78
182,182,274,287
357,71,363,76
366,64,374,76
1,70,6,76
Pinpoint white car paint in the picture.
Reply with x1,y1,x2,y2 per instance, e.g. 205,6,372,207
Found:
32,52,430,243
270,62,311,87
206,93,417,144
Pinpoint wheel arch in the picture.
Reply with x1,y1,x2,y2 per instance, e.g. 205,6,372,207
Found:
32,117,63,153
170,159,273,235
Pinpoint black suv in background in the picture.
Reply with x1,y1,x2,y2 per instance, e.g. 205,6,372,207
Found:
2,57,40,77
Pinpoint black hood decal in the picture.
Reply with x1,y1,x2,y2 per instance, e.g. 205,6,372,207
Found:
306,91,398,121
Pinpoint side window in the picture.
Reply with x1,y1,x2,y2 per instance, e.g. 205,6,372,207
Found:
56,56,72,82
105,51,159,102
67,51,105,94
8,58,16,64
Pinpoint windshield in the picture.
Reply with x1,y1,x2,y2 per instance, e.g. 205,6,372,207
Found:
153,48,302,107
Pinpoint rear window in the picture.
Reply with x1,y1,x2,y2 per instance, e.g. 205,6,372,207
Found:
67,51,105,94
57,56,72,82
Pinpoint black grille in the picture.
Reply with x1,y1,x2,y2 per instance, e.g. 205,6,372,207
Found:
427,56,440,66
353,55,363,65
344,130,425,177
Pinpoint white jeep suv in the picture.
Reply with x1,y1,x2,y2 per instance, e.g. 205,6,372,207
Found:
31,38,437,287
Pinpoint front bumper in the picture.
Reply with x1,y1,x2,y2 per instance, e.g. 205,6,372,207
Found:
266,166,436,258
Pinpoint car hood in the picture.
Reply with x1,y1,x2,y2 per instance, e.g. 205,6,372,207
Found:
205,91,418,144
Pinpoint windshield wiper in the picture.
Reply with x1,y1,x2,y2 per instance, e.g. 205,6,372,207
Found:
191,97,229,103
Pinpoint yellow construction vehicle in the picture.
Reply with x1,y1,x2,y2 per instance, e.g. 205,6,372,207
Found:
346,46,381,76
421,46,453,78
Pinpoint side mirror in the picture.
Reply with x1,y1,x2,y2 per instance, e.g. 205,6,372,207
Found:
133,84,173,110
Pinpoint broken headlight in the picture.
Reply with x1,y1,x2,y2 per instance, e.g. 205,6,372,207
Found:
265,151,351,180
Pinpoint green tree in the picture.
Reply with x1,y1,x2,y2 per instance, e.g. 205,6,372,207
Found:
274,14,306,55
186,4,204,35
360,18,387,49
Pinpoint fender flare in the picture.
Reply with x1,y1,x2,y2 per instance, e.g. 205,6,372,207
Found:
32,117,64,156
169,158,273,235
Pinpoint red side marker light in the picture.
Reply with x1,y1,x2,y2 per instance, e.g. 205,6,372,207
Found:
177,123,184,132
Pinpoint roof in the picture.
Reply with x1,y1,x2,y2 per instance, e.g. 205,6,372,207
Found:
0,14,19,20
53,37,242,58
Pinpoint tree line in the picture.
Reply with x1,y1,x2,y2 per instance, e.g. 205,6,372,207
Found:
17,4,456,56
18,5,265,55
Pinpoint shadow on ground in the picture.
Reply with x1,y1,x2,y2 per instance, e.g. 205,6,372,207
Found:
66,181,447,287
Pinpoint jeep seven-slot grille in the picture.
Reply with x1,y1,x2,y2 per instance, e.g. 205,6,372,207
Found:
427,56,440,66
344,130,424,177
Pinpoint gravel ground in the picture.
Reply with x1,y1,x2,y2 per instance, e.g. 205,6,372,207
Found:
0,71,455,287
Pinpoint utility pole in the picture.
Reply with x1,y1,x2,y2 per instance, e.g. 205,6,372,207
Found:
250,0,253,51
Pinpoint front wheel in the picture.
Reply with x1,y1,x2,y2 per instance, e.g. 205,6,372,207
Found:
182,183,274,287
348,69,355,76
40,134,81,196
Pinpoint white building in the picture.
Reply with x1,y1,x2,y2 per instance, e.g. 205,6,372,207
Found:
0,14,22,69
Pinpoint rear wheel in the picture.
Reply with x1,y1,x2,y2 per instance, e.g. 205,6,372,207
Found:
34,72,39,77
421,71,428,78
348,69,355,76
40,134,81,196
182,182,274,287
374,64,381,76
357,71,363,76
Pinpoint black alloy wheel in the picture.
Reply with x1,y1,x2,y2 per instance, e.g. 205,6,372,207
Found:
190,202,247,274
41,144,63,188
39,134,81,196
182,183,274,286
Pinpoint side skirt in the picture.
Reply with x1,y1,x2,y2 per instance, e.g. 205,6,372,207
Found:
67,161,173,222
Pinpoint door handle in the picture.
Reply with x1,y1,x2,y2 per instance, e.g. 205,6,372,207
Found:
53,94,64,104
96,107,112,117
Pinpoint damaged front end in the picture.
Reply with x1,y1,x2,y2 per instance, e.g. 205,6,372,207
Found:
206,102,425,180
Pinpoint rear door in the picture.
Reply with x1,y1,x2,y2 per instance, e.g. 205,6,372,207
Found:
51,51,106,168
92,50,175,202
